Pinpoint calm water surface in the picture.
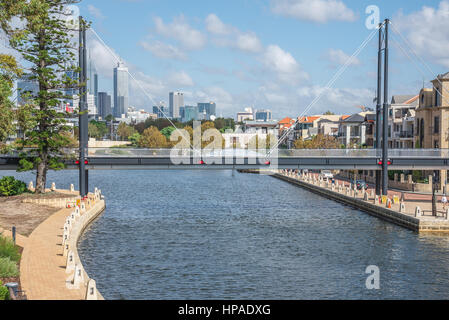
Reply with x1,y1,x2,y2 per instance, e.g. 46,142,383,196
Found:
3,170,449,299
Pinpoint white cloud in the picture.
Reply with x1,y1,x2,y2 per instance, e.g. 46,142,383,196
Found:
395,1,449,69
297,86,374,110
205,14,263,53
154,15,206,50
271,0,357,23
236,32,263,53
168,71,195,87
325,48,360,67
88,5,105,20
140,41,187,60
205,14,233,35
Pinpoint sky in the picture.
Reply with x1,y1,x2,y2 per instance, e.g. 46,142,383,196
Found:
8,0,449,119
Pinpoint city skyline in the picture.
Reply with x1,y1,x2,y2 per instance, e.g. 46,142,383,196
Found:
72,0,449,119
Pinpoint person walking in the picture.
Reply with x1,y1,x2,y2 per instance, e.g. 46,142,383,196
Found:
442,194,448,211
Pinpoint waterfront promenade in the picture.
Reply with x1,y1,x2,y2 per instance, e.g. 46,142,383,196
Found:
272,170,449,233
17,189,105,300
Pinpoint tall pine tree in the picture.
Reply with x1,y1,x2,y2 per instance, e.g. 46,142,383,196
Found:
0,0,84,193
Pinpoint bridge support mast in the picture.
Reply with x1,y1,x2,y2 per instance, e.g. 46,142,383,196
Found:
375,22,383,196
382,19,390,196
79,16,88,198
382,19,390,195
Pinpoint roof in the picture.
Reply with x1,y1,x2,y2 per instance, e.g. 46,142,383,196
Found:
365,113,376,122
391,95,418,105
297,116,320,124
437,71,449,80
341,113,365,123
340,115,351,121
278,117,294,124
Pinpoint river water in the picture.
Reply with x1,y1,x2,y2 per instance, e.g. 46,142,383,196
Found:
3,169,449,299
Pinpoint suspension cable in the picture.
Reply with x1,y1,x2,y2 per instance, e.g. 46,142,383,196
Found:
89,27,195,151
267,25,381,157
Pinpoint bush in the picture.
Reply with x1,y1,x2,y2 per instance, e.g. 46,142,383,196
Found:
0,176,28,196
0,236,20,263
0,257,19,278
0,281,9,300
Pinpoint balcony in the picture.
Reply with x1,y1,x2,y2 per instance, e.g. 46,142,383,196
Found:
399,131,414,138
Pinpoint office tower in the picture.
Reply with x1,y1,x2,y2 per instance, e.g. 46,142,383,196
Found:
87,93,97,116
114,62,129,118
169,92,184,119
64,63,78,98
98,92,112,119
17,76,39,106
88,50,99,107
183,105,199,122
198,102,217,120
255,109,272,121
180,107,185,120
153,104,167,119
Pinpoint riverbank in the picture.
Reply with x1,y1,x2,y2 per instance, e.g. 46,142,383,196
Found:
242,170,449,233
19,189,105,300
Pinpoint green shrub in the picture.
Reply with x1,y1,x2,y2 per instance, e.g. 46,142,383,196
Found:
0,236,20,263
0,281,10,300
0,176,28,196
0,257,19,278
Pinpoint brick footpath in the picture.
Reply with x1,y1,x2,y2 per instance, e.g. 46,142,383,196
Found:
20,196,105,300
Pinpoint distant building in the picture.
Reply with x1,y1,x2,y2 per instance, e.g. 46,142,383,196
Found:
389,95,418,149
98,92,112,119
414,71,449,188
237,107,254,122
198,102,216,120
125,109,157,124
183,105,198,122
87,93,97,117
153,102,167,118
243,120,278,135
17,76,39,106
255,109,272,122
114,62,129,118
338,112,374,147
169,92,184,119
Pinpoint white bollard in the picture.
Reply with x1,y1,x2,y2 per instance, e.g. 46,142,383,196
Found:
66,251,75,274
51,182,56,191
28,181,34,190
70,184,75,192
364,192,368,201
80,202,86,213
86,279,98,300
399,202,406,213
374,195,379,204
73,264,84,287
415,206,422,218
63,243,69,257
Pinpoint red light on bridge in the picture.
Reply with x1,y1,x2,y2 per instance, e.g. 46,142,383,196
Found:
84,160,89,165
264,161,271,165
75,160,80,165
198,160,205,165
378,161,392,165
75,160,89,165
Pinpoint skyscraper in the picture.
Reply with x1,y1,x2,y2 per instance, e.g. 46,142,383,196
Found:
98,92,112,119
169,92,184,119
198,102,217,120
17,76,39,106
255,109,272,122
114,62,129,118
88,51,99,109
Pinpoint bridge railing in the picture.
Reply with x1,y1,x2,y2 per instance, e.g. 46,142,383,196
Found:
2,148,449,159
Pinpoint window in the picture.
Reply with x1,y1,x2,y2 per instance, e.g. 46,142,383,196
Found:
434,116,440,134
435,88,441,107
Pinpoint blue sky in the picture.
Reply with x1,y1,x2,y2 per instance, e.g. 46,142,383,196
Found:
74,0,449,118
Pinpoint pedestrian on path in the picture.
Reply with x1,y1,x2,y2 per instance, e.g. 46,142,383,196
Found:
442,194,448,210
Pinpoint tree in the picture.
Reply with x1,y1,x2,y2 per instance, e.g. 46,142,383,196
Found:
138,126,168,148
128,132,141,147
0,54,22,149
1,0,83,193
294,134,340,149
160,126,176,140
324,111,335,115
88,120,107,139
117,122,135,141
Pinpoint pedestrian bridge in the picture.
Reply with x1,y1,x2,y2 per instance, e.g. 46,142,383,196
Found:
0,148,448,170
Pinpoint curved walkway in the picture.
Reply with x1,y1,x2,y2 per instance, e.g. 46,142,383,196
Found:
20,196,105,300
